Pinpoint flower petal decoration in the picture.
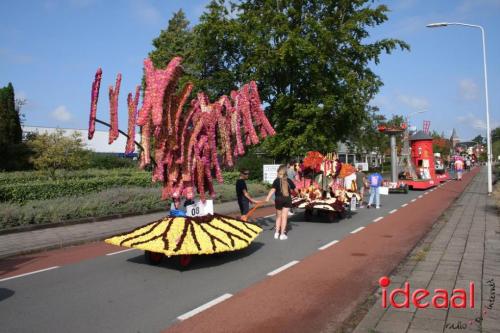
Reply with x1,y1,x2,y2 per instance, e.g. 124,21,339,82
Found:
105,214,262,256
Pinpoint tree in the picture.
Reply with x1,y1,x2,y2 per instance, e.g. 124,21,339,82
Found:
27,130,91,174
148,0,408,159
0,82,25,170
234,0,409,158
149,9,193,70
471,134,485,145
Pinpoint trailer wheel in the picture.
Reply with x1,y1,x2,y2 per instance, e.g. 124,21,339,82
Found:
304,209,313,221
179,255,192,269
145,251,164,265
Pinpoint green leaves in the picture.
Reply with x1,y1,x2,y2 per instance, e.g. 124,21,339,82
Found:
149,0,408,158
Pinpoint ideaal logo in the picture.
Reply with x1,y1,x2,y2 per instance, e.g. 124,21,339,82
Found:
379,276,474,309
379,277,496,330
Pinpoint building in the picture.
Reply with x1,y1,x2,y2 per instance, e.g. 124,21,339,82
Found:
22,126,140,155
450,128,460,148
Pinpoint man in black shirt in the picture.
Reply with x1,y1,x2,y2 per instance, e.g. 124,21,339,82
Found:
236,169,257,216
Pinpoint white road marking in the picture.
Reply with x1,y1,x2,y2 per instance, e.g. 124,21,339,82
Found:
0,266,60,282
318,240,339,250
177,293,233,321
350,227,365,234
373,217,383,223
263,214,275,219
424,192,429,195
401,203,408,207
418,195,423,198
267,260,300,276
411,199,417,202
106,248,136,256
389,209,398,214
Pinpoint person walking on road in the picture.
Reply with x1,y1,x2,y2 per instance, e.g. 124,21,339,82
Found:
355,165,366,207
367,169,383,209
455,158,464,181
236,169,258,217
266,165,296,240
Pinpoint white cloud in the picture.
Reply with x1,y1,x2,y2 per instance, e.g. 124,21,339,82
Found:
51,105,72,122
132,0,162,25
457,113,499,131
458,79,479,101
397,94,429,111
457,0,500,14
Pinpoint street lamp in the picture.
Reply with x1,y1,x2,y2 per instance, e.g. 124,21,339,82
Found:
426,22,493,194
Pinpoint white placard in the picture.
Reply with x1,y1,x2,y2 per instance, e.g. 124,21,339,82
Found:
379,186,389,195
355,162,369,171
186,200,214,217
263,164,280,184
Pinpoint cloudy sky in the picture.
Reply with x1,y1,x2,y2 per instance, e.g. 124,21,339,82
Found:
1,0,499,141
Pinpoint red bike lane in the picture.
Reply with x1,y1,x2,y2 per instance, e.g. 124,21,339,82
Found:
165,168,480,333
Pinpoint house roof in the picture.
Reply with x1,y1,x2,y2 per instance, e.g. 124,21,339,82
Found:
410,130,433,141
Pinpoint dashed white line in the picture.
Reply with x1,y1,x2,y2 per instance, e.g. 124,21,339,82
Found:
401,203,408,207
350,227,365,234
0,266,60,282
177,293,233,321
318,240,339,250
418,195,423,198
423,192,429,195
411,198,417,202
263,214,275,219
389,209,398,214
373,217,383,223
106,248,136,256
267,260,300,276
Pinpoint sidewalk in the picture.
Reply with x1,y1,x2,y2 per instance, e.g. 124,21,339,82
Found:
0,197,269,259
353,168,499,333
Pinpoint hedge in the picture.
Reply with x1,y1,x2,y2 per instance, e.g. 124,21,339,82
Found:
0,183,269,229
0,170,261,203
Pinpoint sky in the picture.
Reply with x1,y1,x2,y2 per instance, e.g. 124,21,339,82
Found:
1,0,499,142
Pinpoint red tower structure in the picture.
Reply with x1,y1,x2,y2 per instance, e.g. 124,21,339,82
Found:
405,131,437,189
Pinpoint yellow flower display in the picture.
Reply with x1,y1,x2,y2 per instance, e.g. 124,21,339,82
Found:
105,214,262,256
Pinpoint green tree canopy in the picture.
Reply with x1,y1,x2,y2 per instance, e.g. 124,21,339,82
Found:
27,130,91,173
0,82,25,170
150,0,409,158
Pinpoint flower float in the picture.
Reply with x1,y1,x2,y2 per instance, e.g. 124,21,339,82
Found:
88,56,275,263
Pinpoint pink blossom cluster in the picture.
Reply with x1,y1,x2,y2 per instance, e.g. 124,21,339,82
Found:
88,68,102,140
108,73,121,144
125,85,140,155
88,57,275,204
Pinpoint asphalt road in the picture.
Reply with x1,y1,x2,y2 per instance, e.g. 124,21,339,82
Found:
0,187,437,333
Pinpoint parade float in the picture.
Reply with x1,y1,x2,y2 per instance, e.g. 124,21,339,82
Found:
292,151,360,222
88,56,275,267
398,130,438,190
434,153,450,182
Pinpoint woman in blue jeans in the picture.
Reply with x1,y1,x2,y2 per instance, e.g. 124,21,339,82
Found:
367,170,383,209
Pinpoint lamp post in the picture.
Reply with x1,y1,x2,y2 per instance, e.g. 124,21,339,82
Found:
426,22,493,194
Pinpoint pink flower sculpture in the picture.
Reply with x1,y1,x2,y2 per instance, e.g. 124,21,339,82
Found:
88,68,102,140
88,57,275,204
108,73,121,144
125,85,140,154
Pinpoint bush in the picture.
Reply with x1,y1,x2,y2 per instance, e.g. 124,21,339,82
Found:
0,174,156,203
26,130,91,171
0,183,269,229
88,153,138,169
234,153,274,181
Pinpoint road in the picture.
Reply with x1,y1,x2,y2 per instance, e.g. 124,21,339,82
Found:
0,184,447,333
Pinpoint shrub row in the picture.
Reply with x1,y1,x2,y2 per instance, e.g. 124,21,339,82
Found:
0,170,264,203
0,176,157,203
0,183,269,230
